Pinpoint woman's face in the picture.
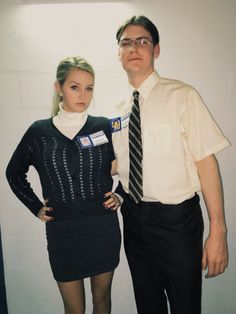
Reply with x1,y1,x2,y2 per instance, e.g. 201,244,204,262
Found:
57,69,94,113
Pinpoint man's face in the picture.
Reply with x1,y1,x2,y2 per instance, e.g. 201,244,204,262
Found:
118,25,160,78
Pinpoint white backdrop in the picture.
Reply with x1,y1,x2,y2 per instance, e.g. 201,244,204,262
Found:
0,0,235,313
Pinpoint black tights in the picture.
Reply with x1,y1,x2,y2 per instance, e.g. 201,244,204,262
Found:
57,271,114,314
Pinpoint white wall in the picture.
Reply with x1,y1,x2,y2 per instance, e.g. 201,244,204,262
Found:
0,0,235,313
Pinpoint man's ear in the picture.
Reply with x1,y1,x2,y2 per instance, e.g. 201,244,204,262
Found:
54,81,62,96
118,47,122,62
154,44,160,59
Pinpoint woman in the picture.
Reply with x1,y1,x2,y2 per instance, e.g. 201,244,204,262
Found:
6,56,121,314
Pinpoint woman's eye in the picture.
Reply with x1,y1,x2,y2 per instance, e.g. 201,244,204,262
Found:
86,87,93,92
71,85,78,90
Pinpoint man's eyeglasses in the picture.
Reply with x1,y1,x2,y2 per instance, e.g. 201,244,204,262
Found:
119,37,153,49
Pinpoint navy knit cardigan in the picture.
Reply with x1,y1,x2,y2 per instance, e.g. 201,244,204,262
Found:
6,115,115,217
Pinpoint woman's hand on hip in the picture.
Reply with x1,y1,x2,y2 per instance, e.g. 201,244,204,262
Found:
37,200,54,222
103,192,121,211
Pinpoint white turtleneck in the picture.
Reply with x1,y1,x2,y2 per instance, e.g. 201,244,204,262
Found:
53,102,88,139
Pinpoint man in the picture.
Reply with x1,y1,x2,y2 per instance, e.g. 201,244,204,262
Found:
112,15,230,314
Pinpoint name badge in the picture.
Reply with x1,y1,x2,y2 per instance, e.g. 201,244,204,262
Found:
110,113,130,133
77,130,109,149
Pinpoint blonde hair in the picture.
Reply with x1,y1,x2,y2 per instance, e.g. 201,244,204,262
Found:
51,56,95,117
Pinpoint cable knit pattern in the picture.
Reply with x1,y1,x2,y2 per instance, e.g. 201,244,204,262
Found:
6,116,115,217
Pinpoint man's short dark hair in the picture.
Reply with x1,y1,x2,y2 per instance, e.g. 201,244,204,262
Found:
116,15,160,45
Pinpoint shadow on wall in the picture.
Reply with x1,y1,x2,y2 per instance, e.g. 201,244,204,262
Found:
0,225,8,314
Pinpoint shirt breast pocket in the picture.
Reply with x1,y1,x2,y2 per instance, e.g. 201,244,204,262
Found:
143,123,172,156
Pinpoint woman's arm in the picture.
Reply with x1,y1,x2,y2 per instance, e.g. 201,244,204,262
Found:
5,127,44,217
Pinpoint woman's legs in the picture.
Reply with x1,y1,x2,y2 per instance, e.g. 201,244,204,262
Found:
90,271,114,314
57,279,85,314
57,270,114,314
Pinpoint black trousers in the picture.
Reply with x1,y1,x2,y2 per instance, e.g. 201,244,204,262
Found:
121,194,203,314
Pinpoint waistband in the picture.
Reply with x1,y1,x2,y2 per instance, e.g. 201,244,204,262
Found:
46,197,111,221
125,193,200,209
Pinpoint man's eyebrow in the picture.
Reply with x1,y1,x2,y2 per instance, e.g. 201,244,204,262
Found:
120,36,150,41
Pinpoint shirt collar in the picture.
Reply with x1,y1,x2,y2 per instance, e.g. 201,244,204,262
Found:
129,70,160,102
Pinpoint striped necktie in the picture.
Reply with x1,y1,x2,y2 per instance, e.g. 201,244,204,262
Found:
128,90,143,203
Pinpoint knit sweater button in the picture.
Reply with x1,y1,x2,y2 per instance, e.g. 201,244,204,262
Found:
79,208,85,214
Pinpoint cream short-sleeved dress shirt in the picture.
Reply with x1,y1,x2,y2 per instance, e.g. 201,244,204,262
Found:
112,71,230,204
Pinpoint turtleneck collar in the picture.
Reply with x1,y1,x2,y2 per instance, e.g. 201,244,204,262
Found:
52,102,88,139
55,102,88,127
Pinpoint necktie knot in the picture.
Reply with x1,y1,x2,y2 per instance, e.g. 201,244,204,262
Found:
133,90,139,100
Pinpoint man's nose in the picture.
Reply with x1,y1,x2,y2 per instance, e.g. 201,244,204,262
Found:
128,40,138,51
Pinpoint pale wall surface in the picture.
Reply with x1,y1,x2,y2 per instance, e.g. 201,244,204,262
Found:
0,0,235,313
